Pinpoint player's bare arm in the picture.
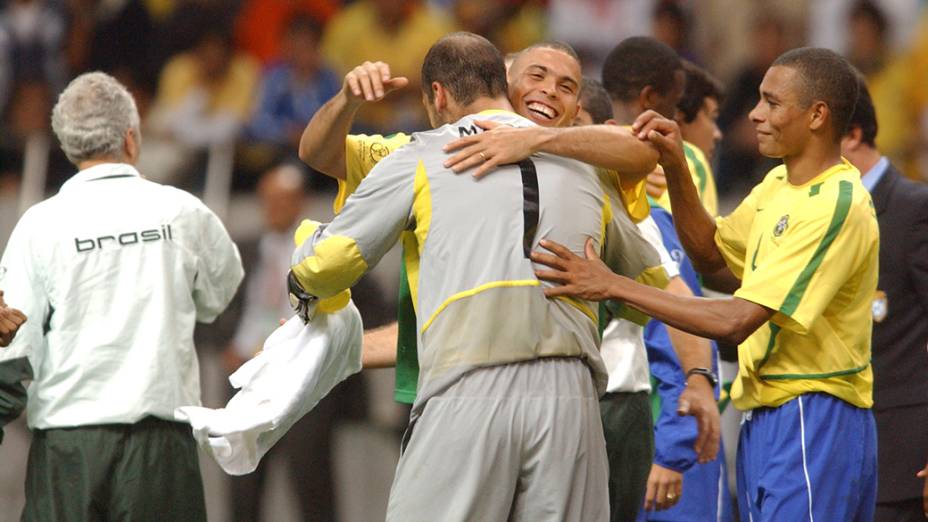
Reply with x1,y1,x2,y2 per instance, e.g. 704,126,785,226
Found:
633,110,728,274
298,61,408,180
533,238,773,346
442,120,659,181
0,291,27,347
361,322,399,369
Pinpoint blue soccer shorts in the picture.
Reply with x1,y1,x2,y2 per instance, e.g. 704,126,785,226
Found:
736,392,877,522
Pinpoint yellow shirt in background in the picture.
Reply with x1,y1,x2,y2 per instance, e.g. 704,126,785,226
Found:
155,53,259,120
655,141,718,217
321,2,456,129
715,161,878,410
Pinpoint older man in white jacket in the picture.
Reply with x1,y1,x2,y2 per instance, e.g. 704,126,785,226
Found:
0,72,243,522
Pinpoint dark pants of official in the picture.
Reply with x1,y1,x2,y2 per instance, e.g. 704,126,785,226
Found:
23,416,206,522
600,390,654,522
874,403,928,522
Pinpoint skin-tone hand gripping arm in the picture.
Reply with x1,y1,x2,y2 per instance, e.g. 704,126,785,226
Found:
442,120,659,184
631,111,728,274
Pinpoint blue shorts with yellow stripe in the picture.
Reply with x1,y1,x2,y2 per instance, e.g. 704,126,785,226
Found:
736,393,876,522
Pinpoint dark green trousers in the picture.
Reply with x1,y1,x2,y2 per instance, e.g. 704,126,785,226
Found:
600,390,654,522
23,416,206,522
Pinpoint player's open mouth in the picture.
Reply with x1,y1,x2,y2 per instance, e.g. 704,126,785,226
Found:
527,102,557,121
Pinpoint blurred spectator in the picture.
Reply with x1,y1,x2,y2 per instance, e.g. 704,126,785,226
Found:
652,1,700,64
714,14,785,195
235,0,337,65
0,0,66,114
452,0,544,55
139,23,259,186
245,15,340,158
0,80,50,192
321,0,455,132
547,0,651,75
222,164,340,522
911,6,928,182
65,0,156,95
218,163,390,522
847,1,918,180
675,60,723,161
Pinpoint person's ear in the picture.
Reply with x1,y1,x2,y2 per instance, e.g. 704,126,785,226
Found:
124,127,140,164
432,82,446,113
640,85,659,113
808,101,829,132
843,126,864,151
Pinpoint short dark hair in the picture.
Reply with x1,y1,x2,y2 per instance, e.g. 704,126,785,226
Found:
421,32,508,106
518,40,582,65
850,1,889,39
602,37,682,102
772,47,860,139
580,77,613,124
677,60,724,124
847,74,878,146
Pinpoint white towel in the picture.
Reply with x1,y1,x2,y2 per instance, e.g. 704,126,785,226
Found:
175,301,363,475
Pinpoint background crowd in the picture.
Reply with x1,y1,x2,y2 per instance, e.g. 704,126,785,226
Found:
0,0,926,521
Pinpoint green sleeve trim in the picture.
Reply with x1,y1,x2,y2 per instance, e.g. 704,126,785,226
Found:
760,362,870,381
683,143,708,196
778,180,853,318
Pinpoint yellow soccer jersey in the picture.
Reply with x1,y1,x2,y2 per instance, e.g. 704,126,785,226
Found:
333,132,413,214
715,160,879,410
596,168,650,223
655,141,719,217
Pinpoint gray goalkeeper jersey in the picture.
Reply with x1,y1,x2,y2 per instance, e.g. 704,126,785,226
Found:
291,109,666,414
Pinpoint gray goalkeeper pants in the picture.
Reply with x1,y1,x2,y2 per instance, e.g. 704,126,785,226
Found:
386,357,609,522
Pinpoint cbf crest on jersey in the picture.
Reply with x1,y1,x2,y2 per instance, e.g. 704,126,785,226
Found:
773,214,789,237
872,290,888,323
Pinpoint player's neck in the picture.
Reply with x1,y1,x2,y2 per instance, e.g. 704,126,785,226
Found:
611,102,640,126
783,145,843,186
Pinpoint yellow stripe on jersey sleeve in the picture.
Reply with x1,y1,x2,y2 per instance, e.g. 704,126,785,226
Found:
291,234,369,299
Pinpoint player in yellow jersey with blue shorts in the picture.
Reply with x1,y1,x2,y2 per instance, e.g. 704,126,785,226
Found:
532,47,879,522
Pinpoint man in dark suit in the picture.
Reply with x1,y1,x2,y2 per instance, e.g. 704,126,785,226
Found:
841,78,928,522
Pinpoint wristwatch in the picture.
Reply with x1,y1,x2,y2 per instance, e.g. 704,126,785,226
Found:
685,367,719,388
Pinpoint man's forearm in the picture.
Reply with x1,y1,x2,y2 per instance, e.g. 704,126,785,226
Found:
663,278,713,371
362,322,398,369
533,125,659,181
662,158,727,273
608,274,770,346
298,90,359,180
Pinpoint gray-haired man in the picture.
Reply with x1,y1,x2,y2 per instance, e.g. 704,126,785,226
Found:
0,72,243,521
